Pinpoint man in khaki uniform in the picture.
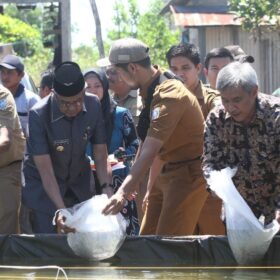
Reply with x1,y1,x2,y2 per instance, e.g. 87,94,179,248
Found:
103,38,208,235
203,47,233,90
0,85,25,233
166,43,225,235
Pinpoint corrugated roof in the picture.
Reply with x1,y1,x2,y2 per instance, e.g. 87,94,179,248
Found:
170,5,241,27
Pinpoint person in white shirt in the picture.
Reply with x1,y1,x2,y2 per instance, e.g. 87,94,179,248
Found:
0,54,40,137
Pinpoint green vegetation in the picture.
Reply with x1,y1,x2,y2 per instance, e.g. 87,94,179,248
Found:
105,0,180,68
0,7,53,85
137,0,180,67
107,0,140,40
1,0,180,83
229,0,280,38
0,14,41,57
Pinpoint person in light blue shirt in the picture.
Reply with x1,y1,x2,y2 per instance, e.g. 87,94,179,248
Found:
84,68,140,235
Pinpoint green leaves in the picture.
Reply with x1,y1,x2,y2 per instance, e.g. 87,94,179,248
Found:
229,0,280,38
107,0,179,67
0,14,42,57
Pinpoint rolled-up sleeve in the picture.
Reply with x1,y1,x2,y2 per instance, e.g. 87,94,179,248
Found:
0,90,17,130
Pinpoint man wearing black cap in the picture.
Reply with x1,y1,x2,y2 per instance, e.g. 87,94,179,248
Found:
0,54,40,136
22,61,113,233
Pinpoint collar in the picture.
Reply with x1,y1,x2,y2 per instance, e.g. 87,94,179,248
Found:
114,89,138,102
14,83,25,98
51,94,64,123
192,81,204,100
50,93,87,123
139,65,162,100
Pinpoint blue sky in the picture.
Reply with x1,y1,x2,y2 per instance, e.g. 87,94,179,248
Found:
71,0,149,48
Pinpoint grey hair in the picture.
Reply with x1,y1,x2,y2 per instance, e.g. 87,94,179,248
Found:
216,61,258,93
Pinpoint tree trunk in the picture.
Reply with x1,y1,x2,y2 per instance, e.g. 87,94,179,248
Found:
88,0,105,58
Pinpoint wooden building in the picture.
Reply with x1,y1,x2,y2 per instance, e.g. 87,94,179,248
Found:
161,0,280,94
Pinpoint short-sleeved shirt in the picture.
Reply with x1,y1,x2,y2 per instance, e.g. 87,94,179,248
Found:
193,81,221,119
14,84,40,137
139,68,205,163
113,90,143,125
0,85,25,167
202,93,280,224
23,93,106,214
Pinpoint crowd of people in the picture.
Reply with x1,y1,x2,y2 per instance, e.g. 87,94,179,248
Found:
0,38,279,236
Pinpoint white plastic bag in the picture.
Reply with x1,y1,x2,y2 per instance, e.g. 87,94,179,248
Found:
57,194,127,260
207,167,279,265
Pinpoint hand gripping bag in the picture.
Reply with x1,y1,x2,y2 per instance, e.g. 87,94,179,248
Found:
207,167,279,265
58,194,127,260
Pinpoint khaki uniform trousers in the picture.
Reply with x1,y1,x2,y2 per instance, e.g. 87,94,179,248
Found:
0,162,21,234
140,159,208,236
134,171,149,224
194,195,225,235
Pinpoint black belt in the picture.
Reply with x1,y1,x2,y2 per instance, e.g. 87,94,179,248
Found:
18,112,28,117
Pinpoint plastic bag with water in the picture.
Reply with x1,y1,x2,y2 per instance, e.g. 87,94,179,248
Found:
207,167,279,265
58,194,127,260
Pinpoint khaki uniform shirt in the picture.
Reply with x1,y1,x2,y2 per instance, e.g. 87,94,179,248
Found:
113,90,142,126
140,68,205,163
0,85,25,167
193,81,221,119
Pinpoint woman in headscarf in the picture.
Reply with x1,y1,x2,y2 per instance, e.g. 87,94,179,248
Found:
84,68,140,235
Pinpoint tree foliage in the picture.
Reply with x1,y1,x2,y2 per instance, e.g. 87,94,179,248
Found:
229,0,280,37
0,10,53,85
137,0,180,67
107,0,140,40
4,4,44,30
72,44,99,70
0,14,42,57
106,0,180,67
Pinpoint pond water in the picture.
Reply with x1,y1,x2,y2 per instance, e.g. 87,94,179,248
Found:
0,266,280,280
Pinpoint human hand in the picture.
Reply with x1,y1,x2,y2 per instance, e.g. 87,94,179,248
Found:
114,147,126,161
102,191,126,215
55,211,76,234
126,191,137,201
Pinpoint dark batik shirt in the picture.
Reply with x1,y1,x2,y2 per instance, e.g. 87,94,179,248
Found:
202,93,280,224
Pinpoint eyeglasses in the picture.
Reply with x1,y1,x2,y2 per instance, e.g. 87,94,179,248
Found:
105,68,118,77
56,93,84,110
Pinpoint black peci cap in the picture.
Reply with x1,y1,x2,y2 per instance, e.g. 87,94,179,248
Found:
53,61,85,97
